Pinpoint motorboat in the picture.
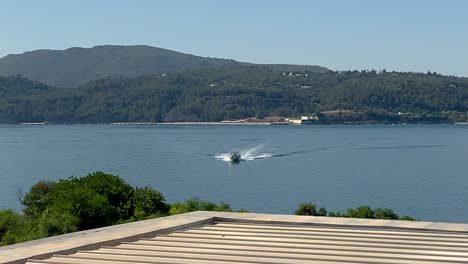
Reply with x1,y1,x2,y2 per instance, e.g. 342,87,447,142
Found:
229,152,241,162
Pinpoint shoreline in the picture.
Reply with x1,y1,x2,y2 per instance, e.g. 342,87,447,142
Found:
4,121,463,126
157,122,273,125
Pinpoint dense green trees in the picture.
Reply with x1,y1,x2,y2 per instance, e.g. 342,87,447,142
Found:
0,210,24,242
0,172,416,246
169,198,236,215
1,66,467,124
133,187,170,219
21,181,55,218
42,172,137,229
294,203,327,216
0,172,171,245
0,172,240,246
295,203,415,220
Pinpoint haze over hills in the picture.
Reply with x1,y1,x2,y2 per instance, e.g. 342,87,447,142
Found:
0,45,329,88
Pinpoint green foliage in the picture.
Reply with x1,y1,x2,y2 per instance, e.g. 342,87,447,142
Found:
3,172,171,245
133,187,169,217
327,212,344,217
2,172,416,246
399,215,416,221
37,172,135,230
38,211,79,236
0,210,23,239
48,184,111,230
4,173,246,246
294,203,415,221
294,203,327,216
21,181,56,218
1,67,467,124
374,208,399,220
169,198,233,215
0,210,43,246
318,207,328,216
345,206,414,220
347,206,375,219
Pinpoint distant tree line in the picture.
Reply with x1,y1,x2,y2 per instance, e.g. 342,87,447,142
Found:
1,66,467,124
0,172,415,246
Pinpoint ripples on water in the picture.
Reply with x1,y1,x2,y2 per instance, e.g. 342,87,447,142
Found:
0,124,467,223
355,145,444,150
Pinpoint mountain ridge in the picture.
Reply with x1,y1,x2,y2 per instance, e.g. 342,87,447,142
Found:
0,45,329,88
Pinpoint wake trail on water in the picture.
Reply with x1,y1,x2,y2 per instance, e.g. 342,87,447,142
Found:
213,144,341,162
214,144,273,162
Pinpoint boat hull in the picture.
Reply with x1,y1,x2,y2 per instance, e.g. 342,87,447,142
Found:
229,152,241,162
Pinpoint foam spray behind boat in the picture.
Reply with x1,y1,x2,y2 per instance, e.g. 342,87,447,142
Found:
215,144,273,162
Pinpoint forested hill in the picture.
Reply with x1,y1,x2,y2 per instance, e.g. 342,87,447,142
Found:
0,45,328,88
1,66,467,124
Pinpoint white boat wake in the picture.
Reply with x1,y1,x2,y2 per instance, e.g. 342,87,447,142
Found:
215,145,273,162
213,144,340,163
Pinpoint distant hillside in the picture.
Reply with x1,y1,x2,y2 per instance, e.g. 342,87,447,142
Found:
1,67,467,124
0,45,329,87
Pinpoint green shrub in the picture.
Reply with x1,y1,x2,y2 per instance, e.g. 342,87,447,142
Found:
169,198,233,215
0,210,23,239
19,172,173,232
295,203,327,216
48,181,114,230
133,187,169,218
346,206,375,219
21,181,55,218
327,212,344,217
3,172,418,246
0,212,42,246
374,208,399,220
295,203,415,221
61,172,135,221
399,215,416,221
38,210,79,236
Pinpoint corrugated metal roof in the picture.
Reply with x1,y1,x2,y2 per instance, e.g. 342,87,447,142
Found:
26,220,468,264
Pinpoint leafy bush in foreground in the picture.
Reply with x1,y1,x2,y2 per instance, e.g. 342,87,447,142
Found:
0,172,171,245
0,172,414,246
45,172,136,229
132,187,170,221
169,198,234,215
295,203,327,216
0,210,24,240
0,172,238,245
21,181,55,219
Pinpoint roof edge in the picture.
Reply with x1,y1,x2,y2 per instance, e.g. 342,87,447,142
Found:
0,211,214,264
1,211,467,264
212,212,468,233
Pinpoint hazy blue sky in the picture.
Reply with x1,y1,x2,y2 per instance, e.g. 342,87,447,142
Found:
1,0,467,76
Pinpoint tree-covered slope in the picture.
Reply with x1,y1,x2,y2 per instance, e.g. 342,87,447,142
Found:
1,67,467,123
0,76,59,123
0,45,328,88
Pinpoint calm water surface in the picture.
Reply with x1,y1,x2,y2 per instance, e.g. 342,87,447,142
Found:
0,124,467,223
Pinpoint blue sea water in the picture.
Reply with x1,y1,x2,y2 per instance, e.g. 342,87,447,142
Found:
0,124,467,223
